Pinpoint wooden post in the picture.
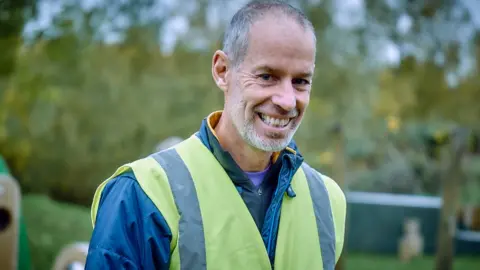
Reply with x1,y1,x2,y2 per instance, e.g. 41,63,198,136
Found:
332,123,347,270
434,128,469,270
0,175,21,270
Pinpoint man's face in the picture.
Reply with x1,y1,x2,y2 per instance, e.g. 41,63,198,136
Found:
225,14,316,152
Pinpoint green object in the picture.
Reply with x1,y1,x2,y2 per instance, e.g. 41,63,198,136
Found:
0,156,9,174
0,155,32,270
18,214,32,270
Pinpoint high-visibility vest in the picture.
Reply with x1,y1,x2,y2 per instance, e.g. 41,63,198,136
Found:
91,135,345,270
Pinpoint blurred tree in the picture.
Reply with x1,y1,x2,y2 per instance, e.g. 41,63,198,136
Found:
0,0,36,79
435,128,470,270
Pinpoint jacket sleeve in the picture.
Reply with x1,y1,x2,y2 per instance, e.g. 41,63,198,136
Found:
85,171,172,269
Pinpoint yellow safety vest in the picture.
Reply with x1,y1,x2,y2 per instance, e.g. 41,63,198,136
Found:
91,135,345,270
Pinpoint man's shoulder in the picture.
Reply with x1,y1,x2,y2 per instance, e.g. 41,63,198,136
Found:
99,170,142,204
101,155,156,192
301,162,346,204
89,168,173,269
94,169,167,224
103,169,136,190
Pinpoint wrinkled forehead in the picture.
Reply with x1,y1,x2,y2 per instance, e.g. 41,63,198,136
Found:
243,14,316,74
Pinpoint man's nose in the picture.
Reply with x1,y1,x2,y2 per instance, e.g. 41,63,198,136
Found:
271,82,296,112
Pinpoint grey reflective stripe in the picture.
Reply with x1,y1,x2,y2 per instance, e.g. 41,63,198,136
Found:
302,163,336,270
151,149,207,270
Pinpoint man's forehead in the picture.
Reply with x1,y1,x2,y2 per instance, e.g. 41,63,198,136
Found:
244,23,315,75
252,62,315,77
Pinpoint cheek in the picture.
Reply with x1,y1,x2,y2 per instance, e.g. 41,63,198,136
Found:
225,83,242,104
235,86,259,108
227,90,248,114
296,92,310,112
245,85,272,104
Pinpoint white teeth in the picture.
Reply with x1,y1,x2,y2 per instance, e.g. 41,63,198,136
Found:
259,114,290,127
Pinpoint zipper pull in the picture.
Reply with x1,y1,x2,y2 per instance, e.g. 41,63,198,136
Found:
286,185,296,198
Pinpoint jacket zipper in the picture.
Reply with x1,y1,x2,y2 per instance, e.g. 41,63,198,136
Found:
266,156,295,260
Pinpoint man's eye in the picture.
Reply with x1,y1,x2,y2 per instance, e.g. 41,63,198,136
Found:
258,74,273,81
292,78,310,85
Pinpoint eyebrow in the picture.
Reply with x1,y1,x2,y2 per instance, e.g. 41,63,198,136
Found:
254,65,275,73
297,71,314,79
254,65,313,78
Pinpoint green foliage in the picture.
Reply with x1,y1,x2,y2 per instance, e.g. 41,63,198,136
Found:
461,156,480,205
1,33,225,204
0,0,36,77
22,194,93,270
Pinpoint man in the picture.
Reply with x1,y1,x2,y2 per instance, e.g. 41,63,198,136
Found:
85,1,346,269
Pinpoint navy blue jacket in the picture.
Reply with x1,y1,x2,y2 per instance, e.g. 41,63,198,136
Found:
85,115,304,269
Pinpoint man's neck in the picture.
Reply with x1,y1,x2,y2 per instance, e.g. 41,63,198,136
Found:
214,115,271,172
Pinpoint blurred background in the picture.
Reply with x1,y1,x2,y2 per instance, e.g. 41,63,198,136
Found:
0,0,480,269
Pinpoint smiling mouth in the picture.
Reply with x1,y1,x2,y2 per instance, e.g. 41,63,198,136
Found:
258,113,292,128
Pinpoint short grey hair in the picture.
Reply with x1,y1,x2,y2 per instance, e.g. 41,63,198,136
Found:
222,0,316,68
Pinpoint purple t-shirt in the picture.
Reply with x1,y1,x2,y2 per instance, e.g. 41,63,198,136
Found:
245,164,271,187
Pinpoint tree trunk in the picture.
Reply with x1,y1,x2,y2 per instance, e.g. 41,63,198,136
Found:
434,128,469,270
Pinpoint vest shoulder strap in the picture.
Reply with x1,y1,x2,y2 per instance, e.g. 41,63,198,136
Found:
302,163,346,264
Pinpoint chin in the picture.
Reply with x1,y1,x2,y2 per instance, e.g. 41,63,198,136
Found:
239,116,297,151
258,140,290,152
249,133,293,152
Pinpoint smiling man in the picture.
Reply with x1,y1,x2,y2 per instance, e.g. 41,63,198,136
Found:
86,1,346,269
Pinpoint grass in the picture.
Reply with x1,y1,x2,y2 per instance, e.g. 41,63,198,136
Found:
341,253,479,270
22,194,93,270
22,194,480,270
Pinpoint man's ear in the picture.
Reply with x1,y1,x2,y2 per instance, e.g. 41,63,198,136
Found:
212,50,230,92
